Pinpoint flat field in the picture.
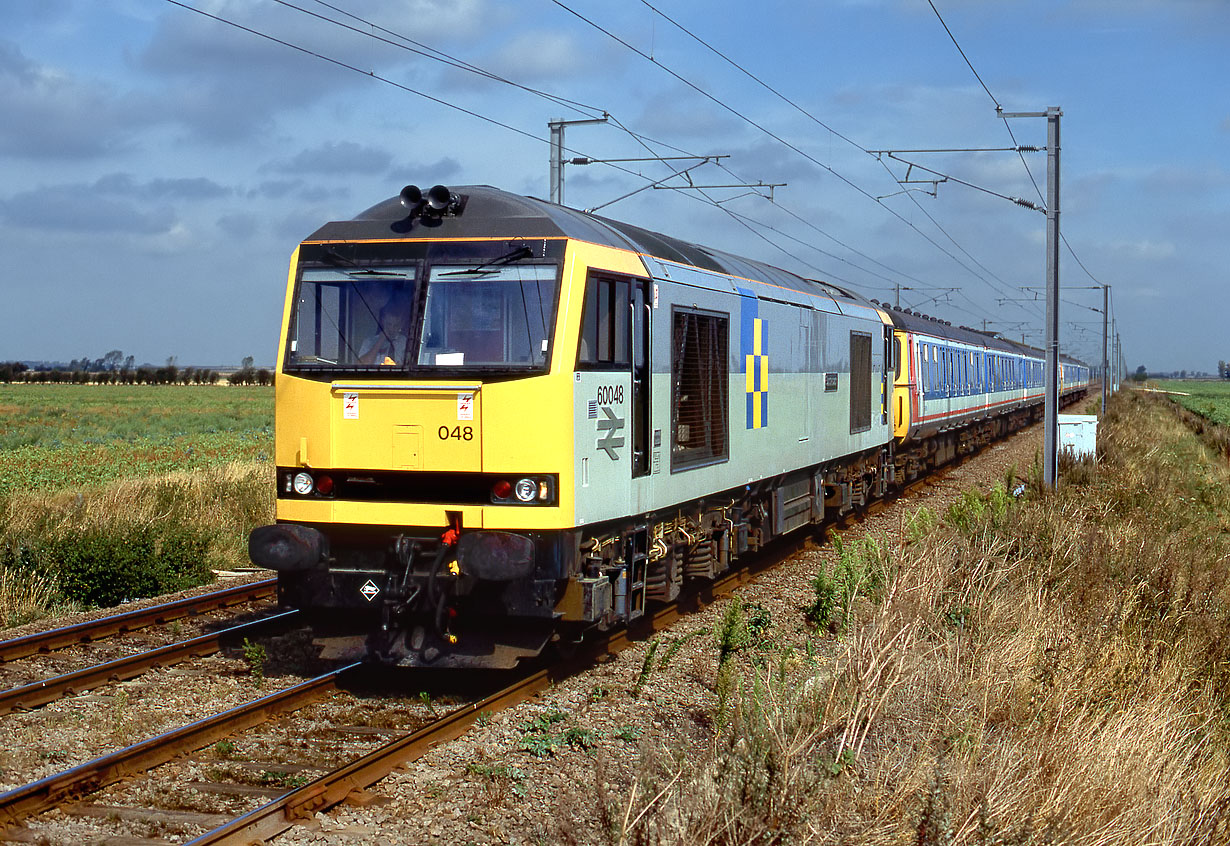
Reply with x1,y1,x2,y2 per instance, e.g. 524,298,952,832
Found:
1154,379,1230,428
0,384,272,496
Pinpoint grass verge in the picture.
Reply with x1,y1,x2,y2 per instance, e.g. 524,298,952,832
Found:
615,390,1230,844
0,385,275,626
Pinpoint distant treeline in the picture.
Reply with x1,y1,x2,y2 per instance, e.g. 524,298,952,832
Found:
0,363,272,385
0,352,272,385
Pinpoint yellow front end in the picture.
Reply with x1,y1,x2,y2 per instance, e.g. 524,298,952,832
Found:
266,238,584,536
272,373,575,532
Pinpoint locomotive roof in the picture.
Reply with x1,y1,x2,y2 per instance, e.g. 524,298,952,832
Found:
306,185,870,309
306,185,1088,367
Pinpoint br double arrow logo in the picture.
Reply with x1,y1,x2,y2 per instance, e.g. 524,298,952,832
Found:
596,406,625,460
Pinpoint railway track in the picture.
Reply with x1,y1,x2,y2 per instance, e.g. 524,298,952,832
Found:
0,540,790,844
0,663,353,833
0,610,299,715
185,546,794,845
0,578,277,664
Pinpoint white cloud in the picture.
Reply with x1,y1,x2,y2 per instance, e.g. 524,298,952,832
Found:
1106,238,1176,260
485,31,587,81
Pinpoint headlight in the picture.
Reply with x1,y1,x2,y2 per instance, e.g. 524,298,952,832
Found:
514,478,537,502
292,472,314,495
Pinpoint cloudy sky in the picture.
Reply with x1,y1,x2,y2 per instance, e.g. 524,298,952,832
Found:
3,0,1226,372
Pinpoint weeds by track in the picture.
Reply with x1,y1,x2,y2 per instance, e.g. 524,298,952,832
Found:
608,390,1230,845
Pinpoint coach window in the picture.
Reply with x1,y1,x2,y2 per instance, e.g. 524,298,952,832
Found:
578,275,630,367
671,308,729,471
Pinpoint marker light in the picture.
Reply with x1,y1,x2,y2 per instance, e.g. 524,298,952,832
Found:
514,478,537,502
292,472,314,495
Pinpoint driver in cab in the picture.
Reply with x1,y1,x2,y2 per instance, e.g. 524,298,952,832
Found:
357,295,411,365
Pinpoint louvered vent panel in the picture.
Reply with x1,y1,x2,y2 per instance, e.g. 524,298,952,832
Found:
850,331,872,434
671,310,729,470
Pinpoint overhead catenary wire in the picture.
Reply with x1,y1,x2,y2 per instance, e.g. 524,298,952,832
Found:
263,0,1036,332
927,0,1107,293
600,114,941,292
628,0,1044,320
288,0,608,119
173,0,941,302
160,0,866,291
549,0,1037,320
165,0,1037,339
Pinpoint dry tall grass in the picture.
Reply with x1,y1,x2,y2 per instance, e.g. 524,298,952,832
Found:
1,460,272,547
0,460,273,624
0,565,60,627
619,392,1230,845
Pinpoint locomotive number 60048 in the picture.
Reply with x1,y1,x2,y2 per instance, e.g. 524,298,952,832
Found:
595,385,624,405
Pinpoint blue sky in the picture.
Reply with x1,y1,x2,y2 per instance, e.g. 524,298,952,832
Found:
2,0,1226,372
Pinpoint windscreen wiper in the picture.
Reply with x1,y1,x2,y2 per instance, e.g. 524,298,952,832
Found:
344,269,408,278
321,248,408,278
438,245,533,277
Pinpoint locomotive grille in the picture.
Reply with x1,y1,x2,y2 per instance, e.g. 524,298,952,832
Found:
671,309,729,470
850,331,873,434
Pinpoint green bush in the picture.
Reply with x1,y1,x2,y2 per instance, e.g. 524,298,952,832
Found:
944,484,1012,535
806,534,890,633
5,524,213,608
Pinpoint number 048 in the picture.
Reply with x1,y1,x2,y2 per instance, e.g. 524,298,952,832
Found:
438,426,474,441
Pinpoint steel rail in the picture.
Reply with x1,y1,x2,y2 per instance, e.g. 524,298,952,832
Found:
184,669,552,845
0,578,277,663
184,547,791,846
0,662,357,828
0,610,300,715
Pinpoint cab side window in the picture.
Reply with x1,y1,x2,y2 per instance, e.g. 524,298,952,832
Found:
578,275,630,368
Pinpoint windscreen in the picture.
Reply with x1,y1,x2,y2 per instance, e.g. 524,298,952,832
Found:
418,265,557,368
284,259,559,375
286,267,419,368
